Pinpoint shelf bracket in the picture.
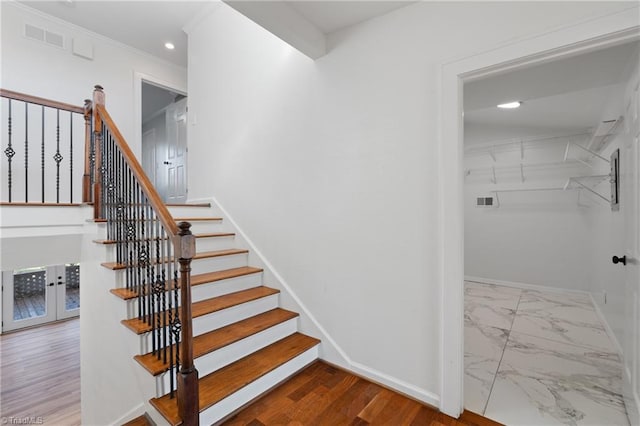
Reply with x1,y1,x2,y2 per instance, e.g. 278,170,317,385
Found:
520,140,524,160
491,166,497,184
520,163,525,183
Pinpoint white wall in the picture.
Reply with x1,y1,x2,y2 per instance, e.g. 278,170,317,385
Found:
187,1,636,403
464,137,595,291
0,1,187,156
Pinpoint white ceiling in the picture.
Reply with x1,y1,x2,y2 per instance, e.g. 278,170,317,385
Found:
464,41,639,146
285,1,414,34
19,1,209,67
18,1,413,66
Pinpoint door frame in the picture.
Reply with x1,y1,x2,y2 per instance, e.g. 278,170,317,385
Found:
438,8,640,418
133,71,187,179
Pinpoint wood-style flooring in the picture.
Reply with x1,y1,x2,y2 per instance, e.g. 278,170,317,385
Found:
0,319,80,425
223,361,502,426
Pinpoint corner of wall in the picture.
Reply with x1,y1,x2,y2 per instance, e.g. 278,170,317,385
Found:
187,196,440,408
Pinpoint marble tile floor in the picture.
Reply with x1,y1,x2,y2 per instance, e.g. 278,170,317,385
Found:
464,281,628,426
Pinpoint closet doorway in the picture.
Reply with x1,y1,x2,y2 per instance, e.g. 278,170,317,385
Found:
461,41,639,425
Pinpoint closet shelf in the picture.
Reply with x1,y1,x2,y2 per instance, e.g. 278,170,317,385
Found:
488,174,611,207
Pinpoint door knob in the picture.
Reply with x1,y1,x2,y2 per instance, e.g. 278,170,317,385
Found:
612,255,626,265
163,161,172,165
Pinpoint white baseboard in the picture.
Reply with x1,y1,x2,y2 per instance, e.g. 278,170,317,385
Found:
109,403,145,426
464,275,591,296
189,196,441,407
465,275,624,358
350,361,440,408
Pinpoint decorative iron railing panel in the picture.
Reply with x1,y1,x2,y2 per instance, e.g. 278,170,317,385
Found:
0,91,85,203
100,124,182,397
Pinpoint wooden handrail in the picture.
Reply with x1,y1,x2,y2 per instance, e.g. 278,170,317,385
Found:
0,88,84,114
94,104,179,237
91,85,198,424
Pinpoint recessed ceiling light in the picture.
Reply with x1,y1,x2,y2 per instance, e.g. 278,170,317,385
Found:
497,101,522,109
164,42,175,50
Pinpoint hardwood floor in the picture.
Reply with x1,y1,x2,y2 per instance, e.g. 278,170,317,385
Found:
223,361,502,426
0,319,80,425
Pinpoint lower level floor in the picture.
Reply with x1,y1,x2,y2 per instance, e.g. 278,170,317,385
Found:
465,281,627,425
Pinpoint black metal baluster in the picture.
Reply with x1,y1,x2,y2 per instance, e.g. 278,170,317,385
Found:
54,109,62,203
161,227,168,364
24,103,28,202
167,234,174,395
5,99,14,202
170,268,180,399
70,112,73,203
41,106,44,203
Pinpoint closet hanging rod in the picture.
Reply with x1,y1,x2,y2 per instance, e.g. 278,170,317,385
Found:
465,132,590,154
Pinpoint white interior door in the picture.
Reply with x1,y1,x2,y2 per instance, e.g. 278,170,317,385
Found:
165,98,188,204
622,78,640,426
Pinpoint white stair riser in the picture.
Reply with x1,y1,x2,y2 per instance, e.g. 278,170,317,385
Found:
194,235,236,252
166,206,216,217
155,318,298,394
183,221,225,234
200,346,319,425
123,273,263,313
190,253,248,275
137,294,280,352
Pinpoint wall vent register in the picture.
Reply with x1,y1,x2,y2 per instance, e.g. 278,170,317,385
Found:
476,197,494,207
24,23,65,49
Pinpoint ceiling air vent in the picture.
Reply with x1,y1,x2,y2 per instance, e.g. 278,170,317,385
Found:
24,23,65,49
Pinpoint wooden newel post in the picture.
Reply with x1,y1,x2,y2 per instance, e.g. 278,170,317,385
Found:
176,221,199,425
82,98,92,203
92,85,105,219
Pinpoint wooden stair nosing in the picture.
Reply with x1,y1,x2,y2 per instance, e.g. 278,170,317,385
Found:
101,248,249,270
134,308,299,376
89,217,222,225
121,286,280,334
110,266,264,300
165,203,211,207
94,232,235,245
149,332,320,426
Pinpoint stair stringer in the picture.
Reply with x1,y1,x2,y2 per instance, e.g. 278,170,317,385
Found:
188,196,440,408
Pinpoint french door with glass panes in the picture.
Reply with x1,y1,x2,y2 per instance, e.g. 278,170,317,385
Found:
2,264,80,332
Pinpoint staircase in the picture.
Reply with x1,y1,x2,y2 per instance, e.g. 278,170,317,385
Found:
96,201,320,425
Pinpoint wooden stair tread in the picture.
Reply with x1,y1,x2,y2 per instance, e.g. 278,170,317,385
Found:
121,286,280,334
122,414,153,426
174,217,222,222
101,248,248,270
150,333,320,425
110,266,263,300
94,232,235,245
191,266,262,286
134,308,299,376
165,203,211,207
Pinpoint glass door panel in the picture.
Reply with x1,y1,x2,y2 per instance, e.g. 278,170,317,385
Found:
56,263,80,319
2,266,56,331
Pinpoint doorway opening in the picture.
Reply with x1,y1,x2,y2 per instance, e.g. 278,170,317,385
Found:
460,41,639,425
141,81,188,204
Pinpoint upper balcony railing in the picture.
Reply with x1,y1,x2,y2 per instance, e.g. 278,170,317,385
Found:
0,89,89,204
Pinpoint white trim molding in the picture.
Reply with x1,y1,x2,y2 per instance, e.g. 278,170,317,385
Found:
439,7,639,418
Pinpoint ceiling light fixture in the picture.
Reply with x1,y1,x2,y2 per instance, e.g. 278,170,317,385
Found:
164,42,175,50
497,101,522,109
